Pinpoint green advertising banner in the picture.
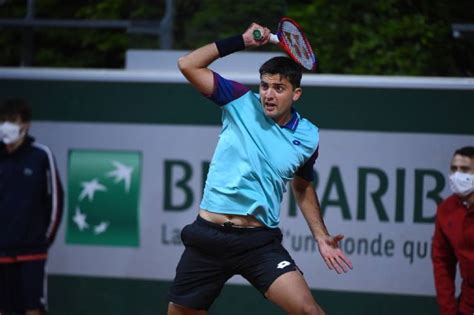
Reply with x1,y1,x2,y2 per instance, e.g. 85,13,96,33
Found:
67,150,142,247
2,68,472,315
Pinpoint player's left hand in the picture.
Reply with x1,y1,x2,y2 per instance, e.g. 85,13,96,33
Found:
317,234,353,274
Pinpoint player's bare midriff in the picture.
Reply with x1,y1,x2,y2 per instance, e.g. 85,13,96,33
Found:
199,208,264,227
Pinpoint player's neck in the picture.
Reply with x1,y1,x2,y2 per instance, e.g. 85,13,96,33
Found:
275,112,292,127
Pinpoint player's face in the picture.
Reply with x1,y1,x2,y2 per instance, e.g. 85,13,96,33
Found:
450,154,474,174
259,74,301,125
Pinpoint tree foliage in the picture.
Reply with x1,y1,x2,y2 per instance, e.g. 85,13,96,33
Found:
0,0,472,76
288,0,473,75
177,0,286,49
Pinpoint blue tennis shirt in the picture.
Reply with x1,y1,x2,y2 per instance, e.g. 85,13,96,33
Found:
200,72,319,228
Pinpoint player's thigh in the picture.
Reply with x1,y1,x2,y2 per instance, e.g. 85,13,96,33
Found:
265,270,325,315
168,302,207,315
168,246,229,310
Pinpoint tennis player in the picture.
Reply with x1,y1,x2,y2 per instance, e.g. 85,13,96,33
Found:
168,22,352,315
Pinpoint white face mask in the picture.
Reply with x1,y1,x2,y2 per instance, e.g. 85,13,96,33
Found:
0,122,24,145
449,171,474,197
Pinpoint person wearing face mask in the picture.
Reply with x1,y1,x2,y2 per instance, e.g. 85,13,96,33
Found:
432,146,474,315
0,99,64,315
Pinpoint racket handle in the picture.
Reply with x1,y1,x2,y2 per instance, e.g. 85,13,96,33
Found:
269,33,279,44
252,29,280,44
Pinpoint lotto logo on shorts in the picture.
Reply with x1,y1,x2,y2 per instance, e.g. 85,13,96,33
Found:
277,261,291,269
66,150,142,247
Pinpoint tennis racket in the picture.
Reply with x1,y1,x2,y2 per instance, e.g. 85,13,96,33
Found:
253,17,317,71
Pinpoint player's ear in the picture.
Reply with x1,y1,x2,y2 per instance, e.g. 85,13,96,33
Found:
292,87,302,102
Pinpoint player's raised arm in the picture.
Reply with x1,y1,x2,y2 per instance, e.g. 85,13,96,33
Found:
177,43,218,96
177,23,271,96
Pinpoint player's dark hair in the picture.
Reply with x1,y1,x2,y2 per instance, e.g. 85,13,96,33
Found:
454,146,474,159
259,57,302,89
0,98,32,122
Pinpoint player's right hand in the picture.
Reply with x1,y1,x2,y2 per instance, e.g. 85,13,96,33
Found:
243,23,271,48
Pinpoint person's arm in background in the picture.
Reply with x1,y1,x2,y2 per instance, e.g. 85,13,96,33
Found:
432,208,458,315
43,146,64,246
177,23,270,95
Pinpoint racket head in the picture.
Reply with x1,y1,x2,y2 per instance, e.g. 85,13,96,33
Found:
276,17,317,71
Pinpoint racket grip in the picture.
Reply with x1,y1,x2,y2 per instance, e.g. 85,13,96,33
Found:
252,29,263,40
252,29,280,44
269,33,279,44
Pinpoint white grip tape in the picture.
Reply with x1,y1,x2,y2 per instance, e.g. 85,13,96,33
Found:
269,33,279,44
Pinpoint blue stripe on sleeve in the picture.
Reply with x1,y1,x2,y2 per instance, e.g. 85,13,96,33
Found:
206,72,250,106
295,146,319,181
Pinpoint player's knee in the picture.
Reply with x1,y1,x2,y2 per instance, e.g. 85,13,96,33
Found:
300,300,325,315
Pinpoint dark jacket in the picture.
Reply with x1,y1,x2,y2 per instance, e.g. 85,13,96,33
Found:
0,136,64,262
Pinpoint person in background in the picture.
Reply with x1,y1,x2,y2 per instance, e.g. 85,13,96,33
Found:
0,99,64,315
432,146,474,315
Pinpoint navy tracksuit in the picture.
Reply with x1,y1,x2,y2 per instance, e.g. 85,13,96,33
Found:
0,136,63,261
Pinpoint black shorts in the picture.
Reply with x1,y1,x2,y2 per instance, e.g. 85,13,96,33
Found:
0,260,47,312
168,216,299,310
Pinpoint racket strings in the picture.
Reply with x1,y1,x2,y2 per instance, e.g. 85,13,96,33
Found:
280,20,316,70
